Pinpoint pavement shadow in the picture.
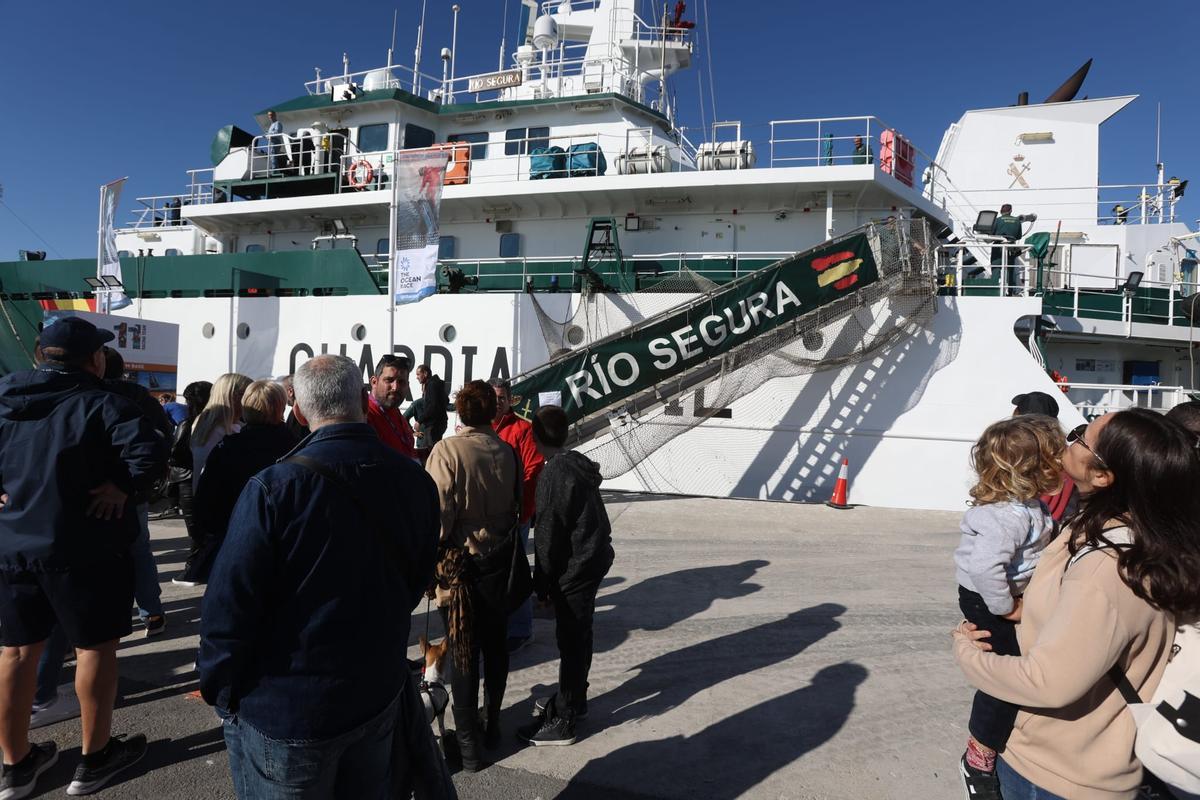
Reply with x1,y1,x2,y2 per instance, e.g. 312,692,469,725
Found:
555,662,869,800
510,560,769,677
590,602,846,727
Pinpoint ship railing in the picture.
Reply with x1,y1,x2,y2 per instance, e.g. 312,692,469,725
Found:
249,132,357,180
768,116,946,198
339,129,687,190
303,63,442,98
124,194,197,230
187,169,215,205
425,251,792,289
1063,382,1190,419
939,242,1196,326
939,182,1190,227
440,44,658,106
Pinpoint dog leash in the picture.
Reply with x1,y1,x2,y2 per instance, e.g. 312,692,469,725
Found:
421,595,432,683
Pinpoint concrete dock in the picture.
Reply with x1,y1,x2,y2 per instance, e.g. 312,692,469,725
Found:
24,493,972,799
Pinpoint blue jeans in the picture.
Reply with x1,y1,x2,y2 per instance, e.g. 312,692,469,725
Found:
223,693,398,800
507,522,533,639
132,503,163,620
997,758,1068,800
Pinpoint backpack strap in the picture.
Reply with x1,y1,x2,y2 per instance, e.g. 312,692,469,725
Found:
1062,528,1143,705
284,454,401,575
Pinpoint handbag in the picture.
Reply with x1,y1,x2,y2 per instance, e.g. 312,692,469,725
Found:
469,444,533,614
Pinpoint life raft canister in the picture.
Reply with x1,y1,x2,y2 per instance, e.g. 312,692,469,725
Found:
347,160,374,189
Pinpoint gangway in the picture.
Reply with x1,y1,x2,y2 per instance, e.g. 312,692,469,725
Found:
510,217,938,452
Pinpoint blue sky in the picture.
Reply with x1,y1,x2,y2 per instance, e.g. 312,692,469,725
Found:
1,0,1197,260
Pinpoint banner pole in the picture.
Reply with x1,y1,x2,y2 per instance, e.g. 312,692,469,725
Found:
96,185,106,314
388,150,399,355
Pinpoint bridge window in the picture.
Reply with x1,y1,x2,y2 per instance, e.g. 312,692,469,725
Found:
165,248,181,256
117,250,131,258
439,236,457,259
448,132,488,160
499,232,522,258
375,238,389,257
245,244,265,253
358,123,389,153
504,126,550,156
404,124,435,150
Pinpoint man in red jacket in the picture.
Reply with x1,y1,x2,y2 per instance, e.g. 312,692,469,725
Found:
489,378,544,653
367,355,417,461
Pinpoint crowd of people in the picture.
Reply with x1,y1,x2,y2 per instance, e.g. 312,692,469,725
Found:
6,314,1200,800
953,390,1200,800
0,317,613,799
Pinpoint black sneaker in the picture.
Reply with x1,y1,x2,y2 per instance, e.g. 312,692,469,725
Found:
517,713,576,747
0,741,58,800
533,695,588,720
959,754,1001,800
67,734,147,796
143,615,166,638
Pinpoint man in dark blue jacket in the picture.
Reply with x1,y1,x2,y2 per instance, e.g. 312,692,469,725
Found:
0,316,166,798
199,354,440,799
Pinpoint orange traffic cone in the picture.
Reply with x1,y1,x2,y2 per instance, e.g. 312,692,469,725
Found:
826,458,851,509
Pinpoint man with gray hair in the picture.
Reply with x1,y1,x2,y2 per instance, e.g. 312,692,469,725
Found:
199,355,441,798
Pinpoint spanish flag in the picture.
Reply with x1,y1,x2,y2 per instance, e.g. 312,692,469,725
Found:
810,251,863,291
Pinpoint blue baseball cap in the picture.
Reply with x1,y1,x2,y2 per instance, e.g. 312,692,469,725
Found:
40,316,114,356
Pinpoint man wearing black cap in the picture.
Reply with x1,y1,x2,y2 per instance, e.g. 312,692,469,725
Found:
1011,391,1059,418
0,316,167,797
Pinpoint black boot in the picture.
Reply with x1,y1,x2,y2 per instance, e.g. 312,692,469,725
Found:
482,689,503,750
451,706,488,772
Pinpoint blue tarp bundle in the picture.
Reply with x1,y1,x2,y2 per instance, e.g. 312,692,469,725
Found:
530,146,566,179
568,142,607,177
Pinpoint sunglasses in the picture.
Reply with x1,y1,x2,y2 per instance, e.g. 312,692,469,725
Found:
1066,423,1107,468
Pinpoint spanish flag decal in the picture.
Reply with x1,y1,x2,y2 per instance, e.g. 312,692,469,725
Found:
810,250,863,291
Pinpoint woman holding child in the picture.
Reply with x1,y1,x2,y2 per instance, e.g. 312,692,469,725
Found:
953,409,1200,799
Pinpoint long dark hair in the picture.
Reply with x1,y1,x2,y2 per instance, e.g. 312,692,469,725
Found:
181,381,212,424
1070,408,1200,617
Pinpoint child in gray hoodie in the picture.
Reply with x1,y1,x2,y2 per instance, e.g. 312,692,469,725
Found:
955,415,1064,799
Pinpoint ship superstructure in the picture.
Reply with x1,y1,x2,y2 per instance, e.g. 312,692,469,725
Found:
0,0,1194,511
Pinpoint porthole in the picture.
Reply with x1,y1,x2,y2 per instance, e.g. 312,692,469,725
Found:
202,323,215,339
801,330,824,351
351,323,367,341
439,324,457,343
565,325,585,346
236,322,250,340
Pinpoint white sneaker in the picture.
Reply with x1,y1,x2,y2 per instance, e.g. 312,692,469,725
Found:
171,577,199,588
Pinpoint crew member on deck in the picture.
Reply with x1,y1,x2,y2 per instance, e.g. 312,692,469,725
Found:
993,204,1024,295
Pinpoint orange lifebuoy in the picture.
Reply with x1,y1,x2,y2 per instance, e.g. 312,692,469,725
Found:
347,160,374,189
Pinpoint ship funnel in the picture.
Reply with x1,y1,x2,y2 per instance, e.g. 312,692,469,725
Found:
1043,58,1092,104
1017,91,1028,106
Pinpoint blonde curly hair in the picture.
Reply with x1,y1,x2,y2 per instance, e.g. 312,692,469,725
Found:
969,415,1065,505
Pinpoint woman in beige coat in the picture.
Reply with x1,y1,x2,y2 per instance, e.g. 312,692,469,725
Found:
425,380,520,771
954,409,1200,799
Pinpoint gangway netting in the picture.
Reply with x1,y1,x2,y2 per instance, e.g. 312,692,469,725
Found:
512,217,941,480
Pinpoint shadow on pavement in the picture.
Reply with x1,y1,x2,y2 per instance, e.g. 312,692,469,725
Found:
591,602,846,726
556,662,869,800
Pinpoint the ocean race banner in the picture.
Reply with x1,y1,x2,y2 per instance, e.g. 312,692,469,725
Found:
511,233,880,424
98,178,130,310
391,150,449,305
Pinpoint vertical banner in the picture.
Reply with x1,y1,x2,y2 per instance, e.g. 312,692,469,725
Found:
98,177,130,311
391,150,449,305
